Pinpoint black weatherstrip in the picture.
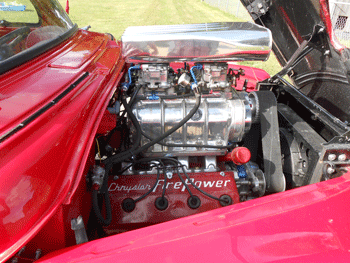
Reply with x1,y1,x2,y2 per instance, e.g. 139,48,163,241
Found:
0,72,89,144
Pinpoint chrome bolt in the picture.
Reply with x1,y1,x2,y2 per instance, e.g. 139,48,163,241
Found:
114,175,119,180
166,171,173,179
327,166,335,174
338,154,347,161
35,249,42,260
302,160,307,168
220,172,225,177
328,153,337,161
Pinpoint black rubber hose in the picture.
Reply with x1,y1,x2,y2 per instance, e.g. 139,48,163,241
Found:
116,85,142,126
104,93,201,165
92,188,112,226
108,85,142,142
104,94,142,165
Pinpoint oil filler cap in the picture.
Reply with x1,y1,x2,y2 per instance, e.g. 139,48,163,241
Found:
230,147,251,165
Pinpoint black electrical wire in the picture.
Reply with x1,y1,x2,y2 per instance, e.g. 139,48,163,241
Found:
161,157,229,204
153,157,229,204
160,157,194,197
118,162,134,175
117,157,165,175
113,156,230,209
134,162,161,202
113,158,168,203
180,163,229,204
161,165,167,199
175,165,193,197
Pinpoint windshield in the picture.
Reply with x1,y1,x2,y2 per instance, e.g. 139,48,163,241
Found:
0,0,75,68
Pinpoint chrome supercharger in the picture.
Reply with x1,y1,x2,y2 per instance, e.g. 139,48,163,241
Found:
131,62,258,159
133,91,253,157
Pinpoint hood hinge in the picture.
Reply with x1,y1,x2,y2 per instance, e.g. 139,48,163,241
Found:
246,0,271,20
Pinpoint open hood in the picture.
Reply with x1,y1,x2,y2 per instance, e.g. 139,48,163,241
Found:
241,0,350,124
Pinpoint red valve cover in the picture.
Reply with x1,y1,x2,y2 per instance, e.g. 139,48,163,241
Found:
104,171,240,235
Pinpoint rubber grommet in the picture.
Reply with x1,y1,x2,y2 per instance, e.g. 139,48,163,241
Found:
155,197,168,211
122,198,136,212
187,195,201,209
219,195,233,207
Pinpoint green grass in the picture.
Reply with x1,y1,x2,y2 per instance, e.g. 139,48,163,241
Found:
58,0,246,38
57,0,282,75
0,0,39,23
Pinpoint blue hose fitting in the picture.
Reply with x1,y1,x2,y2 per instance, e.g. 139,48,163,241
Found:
190,64,203,85
122,64,141,91
237,165,248,178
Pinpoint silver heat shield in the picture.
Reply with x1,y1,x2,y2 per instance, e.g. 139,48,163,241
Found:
121,22,272,62
132,92,252,157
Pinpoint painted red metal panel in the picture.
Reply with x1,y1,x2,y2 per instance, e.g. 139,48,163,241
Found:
38,173,350,262
0,31,124,262
49,33,106,69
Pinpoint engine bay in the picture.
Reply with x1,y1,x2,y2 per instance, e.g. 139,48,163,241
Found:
91,61,271,231
89,56,347,237
73,22,350,248
89,47,350,238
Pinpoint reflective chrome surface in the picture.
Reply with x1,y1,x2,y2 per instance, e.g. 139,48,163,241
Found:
122,22,272,62
140,64,170,89
133,92,252,157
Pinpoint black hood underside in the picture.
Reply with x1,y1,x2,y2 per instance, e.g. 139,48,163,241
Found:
241,0,350,124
